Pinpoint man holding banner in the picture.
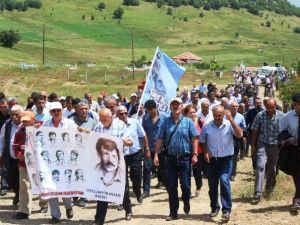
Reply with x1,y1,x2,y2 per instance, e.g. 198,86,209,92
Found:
42,102,77,224
93,108,133,225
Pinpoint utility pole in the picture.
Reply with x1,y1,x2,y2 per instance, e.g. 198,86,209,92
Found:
131,31,135,79
42,24,45,65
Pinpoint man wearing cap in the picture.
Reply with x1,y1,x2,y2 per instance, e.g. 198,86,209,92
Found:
13,111,48,219
154,97,198,221
279,93,300,211
42,102,77,223
125,93,138,117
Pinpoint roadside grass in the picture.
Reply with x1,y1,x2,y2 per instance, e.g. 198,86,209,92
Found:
232,157,294,202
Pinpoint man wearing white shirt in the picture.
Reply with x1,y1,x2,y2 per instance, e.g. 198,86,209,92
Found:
198,98,214,123
208,92,220,110
42,102,76,224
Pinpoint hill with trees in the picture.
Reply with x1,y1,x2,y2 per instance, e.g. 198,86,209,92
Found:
0,0,299,70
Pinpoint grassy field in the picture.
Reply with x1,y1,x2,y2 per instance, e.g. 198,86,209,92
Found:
0,0,300,69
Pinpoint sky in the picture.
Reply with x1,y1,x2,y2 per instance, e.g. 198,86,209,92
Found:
288,0,300,7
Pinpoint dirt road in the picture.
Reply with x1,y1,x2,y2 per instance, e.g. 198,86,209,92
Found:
0,157,299,225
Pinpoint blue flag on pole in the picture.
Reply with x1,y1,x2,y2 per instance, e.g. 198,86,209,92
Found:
140,47,185,113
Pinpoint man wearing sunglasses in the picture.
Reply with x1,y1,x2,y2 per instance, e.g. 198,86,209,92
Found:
117,105,149,204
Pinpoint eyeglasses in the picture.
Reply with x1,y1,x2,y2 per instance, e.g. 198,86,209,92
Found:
51,109,62,113
119,112,128,116
0,106,8,109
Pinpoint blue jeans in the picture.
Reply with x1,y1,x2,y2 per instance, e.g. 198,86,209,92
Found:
207,155,233,213
166,155,191,217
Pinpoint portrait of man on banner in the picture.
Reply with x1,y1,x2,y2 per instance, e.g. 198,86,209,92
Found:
95,137,122,186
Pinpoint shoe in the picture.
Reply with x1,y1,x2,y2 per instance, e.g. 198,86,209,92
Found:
291,202,300,211
78,199,87,207
209,209,219,217
222,211,230,221
92,222,103,225
125,213,132,220
195,188,201,197
165,215,178,221
117,204,124,211
13,212,29,219
66,208,74,219
137,196,143,204
13,194,19,205
155,182,162,189
141,192,150,199
230,176,235,181
183,201,190,215
49,217,61,224
252,193,261,204
0,189,7,196
39,207,48,213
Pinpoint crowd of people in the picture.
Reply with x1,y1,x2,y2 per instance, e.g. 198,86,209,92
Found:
0,71,299,224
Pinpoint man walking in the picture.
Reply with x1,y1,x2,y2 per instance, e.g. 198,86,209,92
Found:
93,108,133,225
117,105,149,203
251,98,284,204
279,93,300,211
200,105,243,221
153,97,198,221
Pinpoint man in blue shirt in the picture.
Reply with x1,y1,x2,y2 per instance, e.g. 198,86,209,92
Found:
142,100,166,198
117,105,149,204
154,97,198,221
200,105,243,222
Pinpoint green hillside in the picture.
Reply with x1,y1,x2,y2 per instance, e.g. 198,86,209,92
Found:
0,0,300,69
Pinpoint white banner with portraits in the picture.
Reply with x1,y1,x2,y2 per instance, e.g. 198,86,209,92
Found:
25,127,126,204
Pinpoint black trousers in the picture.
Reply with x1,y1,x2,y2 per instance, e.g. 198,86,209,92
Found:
192,153,205,189
94,159,132,225
6,159,19,195
293,168,300,199
124,150,142,199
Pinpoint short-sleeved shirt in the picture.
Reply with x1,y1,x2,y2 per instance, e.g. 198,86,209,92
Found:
251,110,284,145
157,114,198,156
142,111,166,152
93,119,132,143
70,114,97,130
42,117,77,129
200,120,235,157
123,118,146,156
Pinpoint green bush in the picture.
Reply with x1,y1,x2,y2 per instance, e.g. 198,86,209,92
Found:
0,29,21,48
97,2,106,11
113,7,124,19
166,7,173,15
294,27,300,34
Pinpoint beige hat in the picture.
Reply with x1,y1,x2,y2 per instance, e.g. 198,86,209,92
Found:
21,111,35,122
